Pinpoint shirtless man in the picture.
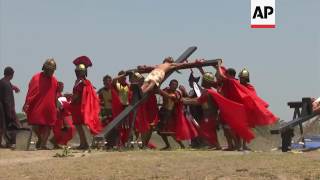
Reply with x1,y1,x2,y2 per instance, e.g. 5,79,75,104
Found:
140,57,186,94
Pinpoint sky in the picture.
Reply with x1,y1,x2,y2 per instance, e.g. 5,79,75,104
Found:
0,0,319,121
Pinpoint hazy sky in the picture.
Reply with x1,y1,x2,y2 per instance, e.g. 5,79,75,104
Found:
0,0,319,121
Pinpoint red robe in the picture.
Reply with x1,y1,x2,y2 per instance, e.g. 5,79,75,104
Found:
201,90,255,142
135,93,159,134
25,72,58,126
71,79,102,135
53,96,76,145
220,67,278,127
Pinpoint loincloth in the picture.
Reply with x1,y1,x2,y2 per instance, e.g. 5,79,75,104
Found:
144,69,165,87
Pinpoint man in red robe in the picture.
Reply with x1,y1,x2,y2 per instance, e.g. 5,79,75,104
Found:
214,61,278,149
196,65,239,150
182,72,221,149
51,82,75,148
158,79,198,150
70,56,102,150
183,72,256,149
98,75,123,149
238,68,257,94
23,59,58,149
238,68,259,150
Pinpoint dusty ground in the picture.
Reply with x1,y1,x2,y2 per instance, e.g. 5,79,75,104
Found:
0,125,319,180
0,148,320,180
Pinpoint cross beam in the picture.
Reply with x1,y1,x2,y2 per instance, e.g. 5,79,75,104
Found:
96,46,197,138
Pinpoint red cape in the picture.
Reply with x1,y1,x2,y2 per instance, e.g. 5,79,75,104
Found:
244,83,257,95
204,89,255,142
81,79,102,135
111,88,123,120
198,117,218,145
174,101,198,141
220,67,278,127
135,93,159,134
25,72,58,126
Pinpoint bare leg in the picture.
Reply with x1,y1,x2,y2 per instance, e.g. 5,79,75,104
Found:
223,128,234,150
141,81,156,94
32,125,41,148
142,128,153,147
39,125,51,149
159,134,171,150
242,139,251,151
76,125,89,149
175,139,185,149
233,135,241,151
0,130,3,147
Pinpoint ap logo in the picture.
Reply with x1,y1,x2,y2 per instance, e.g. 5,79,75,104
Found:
251,0,275,28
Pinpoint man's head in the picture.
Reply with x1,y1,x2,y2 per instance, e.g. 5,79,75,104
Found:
169,79,178,91
103,75,112,89
42,58,56,77
75,64,87,79
238,68,250,84
226,68,236,78
118,70,127,85
163,57,174,64
58,82,64,93
201,72,215,88
4,66,14,80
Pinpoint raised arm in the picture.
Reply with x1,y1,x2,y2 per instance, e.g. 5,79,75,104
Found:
112,74,126,85
213,61,227,80
182,97,201,105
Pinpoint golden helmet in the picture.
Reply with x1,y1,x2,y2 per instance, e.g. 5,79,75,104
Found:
202,72,215,83
43,58,57,70
75,64,86,71
238,68,250,78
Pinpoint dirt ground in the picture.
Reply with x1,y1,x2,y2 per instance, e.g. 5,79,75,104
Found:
0,148,320,180
0,126,319,180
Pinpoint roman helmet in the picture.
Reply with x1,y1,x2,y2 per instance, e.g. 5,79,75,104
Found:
238,68,250,82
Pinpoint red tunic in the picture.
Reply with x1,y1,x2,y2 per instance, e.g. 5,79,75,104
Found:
25,72,58,126
71,79,102,135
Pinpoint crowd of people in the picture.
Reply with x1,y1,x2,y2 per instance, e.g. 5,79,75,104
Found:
0,55,280,151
